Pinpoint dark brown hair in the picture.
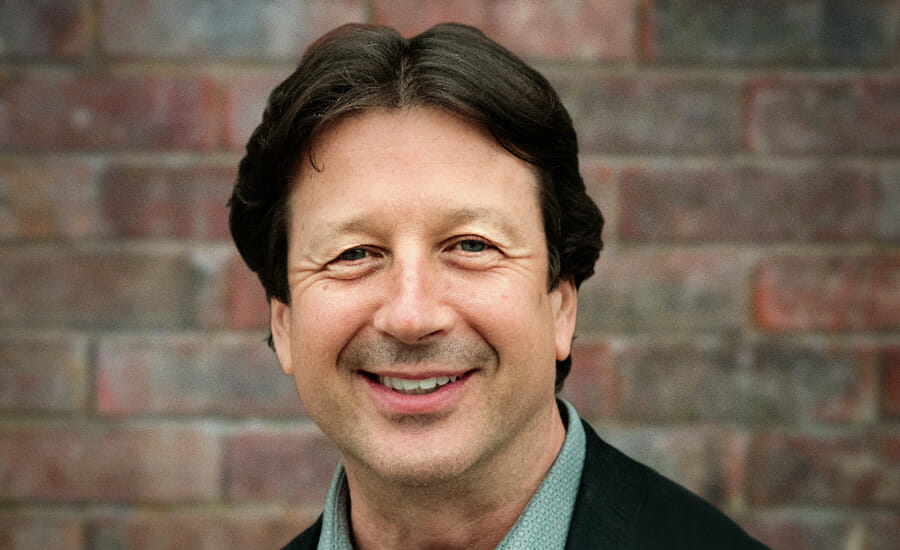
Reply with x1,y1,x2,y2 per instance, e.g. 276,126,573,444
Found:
228,23,603,390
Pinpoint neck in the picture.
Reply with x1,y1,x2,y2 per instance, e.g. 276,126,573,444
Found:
344,403,566,550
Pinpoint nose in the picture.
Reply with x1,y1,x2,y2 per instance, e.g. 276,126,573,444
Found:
372,254,453,344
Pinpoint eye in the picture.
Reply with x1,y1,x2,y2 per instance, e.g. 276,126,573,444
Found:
457,239,489,253
336,247,369,262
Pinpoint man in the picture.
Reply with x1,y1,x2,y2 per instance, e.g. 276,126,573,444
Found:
229,23,769,550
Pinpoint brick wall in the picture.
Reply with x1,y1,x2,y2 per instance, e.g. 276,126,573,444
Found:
1,1,897,549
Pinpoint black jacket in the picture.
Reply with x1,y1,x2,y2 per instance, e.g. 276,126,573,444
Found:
282,421,769,549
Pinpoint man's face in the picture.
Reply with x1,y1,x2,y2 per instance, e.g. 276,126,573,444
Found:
271,108,577,487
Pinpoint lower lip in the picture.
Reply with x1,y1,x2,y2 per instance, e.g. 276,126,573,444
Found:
362,372,472,416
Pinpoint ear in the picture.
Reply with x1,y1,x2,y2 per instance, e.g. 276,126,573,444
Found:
550,278,578,361
270,298,295,375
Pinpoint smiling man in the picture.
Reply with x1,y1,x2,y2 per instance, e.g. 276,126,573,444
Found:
229,23,768,550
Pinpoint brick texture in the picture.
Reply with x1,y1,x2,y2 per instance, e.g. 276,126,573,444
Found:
2,3,897,549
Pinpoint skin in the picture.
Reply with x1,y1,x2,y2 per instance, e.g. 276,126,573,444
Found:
270,107,578,550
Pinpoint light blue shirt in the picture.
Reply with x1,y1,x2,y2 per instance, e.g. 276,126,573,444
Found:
316,399,586,550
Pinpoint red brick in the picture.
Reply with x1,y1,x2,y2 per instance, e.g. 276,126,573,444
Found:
95,334,303,417
374,0,634,61
0,513,82,550
99,0,364,59
226,425,341,503
0,335,87,412
560,341,617,419
0,248,200,328
753,255,900,331
223,72,289,151
552,74,743,153
0,0,89,59
577,250,748,334
0,425,220,503
881,348,900,421
748,430,900,507
597,425,747,508
619,162,876,242
98,162,234,239
0,158,99,239
748,78,900,154
225,256,271,330
610,340,877,424
864,514,900,550
741,511,854,550
87,509,318,550
877,165,900,242
0,72,219,151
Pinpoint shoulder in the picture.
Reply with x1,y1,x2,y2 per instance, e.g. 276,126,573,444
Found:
566,421,770,550
280,516,323,550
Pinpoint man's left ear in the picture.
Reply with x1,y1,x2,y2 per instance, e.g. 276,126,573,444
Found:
550,278,578,361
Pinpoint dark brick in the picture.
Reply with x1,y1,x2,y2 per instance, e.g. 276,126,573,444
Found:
223,72,293,150
748,430,900,507
560,341,617,419
226,425,341,503
0,0,89,59
553,74,743,154
597,424,747,508
0,72,219,151
99,0,365,59
577,250,748,334
0,158,99,240
877,165,900,242
95,334,303,417
373,0,635,61
0,513,82,550
98,162,234,239
619,162,876,242
644,0,899,65
741,511,854,550
0,425,220,503
749,78,900,154
753,255,900,331
612,340,877,424
87,510,319,550
0,335,88,412
882,348,900,421
0,248,199,328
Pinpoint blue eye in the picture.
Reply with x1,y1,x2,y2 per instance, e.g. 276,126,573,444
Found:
338,248,368,261
459,239,487,252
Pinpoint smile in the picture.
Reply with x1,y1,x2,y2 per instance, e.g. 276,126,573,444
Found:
379,375,461,395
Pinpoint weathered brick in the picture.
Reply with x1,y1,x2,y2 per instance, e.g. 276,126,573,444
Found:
596,424,747,508
753,255,900,331
552,74,743,154
877,165,900,242
0,0,89,59
747,430,900,507
0,72,219,151
0,248,199,328
98,162,234,239
86,509,318,550
374,0,635,61
864,513,900,550
0,513,82,550
226,425,341,503
577,250,748,334
644,0,899,65
0,158,99,240
881,348,900,421
0,425,220,503
619,162,876,242
99,0,365,59
225,255,271,330
223,72,290,151
96,334,303,417
560,341,617,419
748,78,900,154
611,340,877,424
741,511,854,550
0,335,88,412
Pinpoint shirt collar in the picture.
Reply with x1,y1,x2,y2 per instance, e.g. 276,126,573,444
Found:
317,399,586,550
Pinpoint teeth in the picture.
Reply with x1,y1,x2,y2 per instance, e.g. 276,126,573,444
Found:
379,375,461,394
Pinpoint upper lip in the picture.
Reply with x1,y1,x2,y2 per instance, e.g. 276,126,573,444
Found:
360,369,475,380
